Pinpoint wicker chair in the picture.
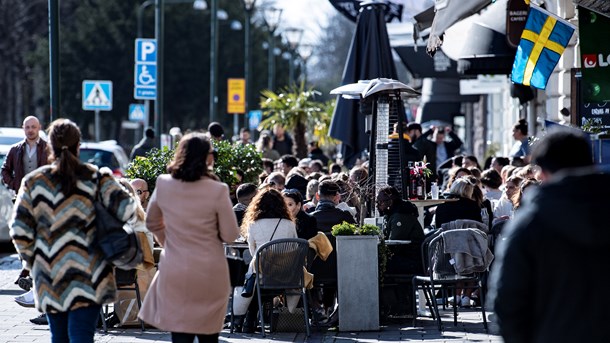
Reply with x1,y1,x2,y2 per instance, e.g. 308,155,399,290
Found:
254,238,311,337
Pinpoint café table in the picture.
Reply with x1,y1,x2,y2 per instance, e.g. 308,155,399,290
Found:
410,198,458,228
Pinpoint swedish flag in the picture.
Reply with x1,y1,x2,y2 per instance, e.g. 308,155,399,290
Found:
511,5,575,89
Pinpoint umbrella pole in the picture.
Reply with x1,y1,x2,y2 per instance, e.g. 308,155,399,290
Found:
366,98,378,220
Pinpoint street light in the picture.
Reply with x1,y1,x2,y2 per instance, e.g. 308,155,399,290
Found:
298,44,314,84
242,0,256,129
262,7,282,91
283,27,303,86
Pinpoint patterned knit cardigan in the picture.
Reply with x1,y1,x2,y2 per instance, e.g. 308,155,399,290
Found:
10,164,135,313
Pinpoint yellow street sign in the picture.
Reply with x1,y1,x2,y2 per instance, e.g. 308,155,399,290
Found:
227,78,246,114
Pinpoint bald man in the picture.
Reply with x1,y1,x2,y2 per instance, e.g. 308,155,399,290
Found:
130,178,150,209
1,116,49,192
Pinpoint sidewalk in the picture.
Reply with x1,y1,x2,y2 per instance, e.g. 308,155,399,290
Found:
0,254,502,342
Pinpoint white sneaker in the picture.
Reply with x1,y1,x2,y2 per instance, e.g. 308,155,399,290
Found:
461,296,472,307
15,290,35,308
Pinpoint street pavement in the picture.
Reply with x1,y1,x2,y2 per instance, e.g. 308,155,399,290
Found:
0,253,502,342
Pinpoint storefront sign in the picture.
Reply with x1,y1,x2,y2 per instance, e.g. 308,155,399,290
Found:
506,0,529,48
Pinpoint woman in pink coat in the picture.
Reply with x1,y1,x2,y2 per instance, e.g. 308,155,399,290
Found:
139,133,240,343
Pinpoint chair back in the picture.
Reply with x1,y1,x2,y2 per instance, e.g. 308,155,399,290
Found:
114,268,138,287
255,238,309,290
420,229,443,276
429,228,493,278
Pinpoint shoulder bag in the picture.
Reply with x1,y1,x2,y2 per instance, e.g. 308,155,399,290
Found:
241,218,282,298
95,173,143,270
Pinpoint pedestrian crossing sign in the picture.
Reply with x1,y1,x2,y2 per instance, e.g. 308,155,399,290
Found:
82,80,113,111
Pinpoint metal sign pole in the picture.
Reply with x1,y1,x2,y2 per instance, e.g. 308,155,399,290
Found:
95,109,100,142
234,113,238,139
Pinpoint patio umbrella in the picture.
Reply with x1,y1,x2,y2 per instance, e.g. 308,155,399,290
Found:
329,1,399,167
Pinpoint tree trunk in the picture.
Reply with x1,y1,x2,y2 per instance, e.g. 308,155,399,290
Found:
294,121,307,159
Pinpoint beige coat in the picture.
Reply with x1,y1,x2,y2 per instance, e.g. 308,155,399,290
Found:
138,175,240,334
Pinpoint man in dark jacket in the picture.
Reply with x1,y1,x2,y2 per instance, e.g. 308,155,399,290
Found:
1,116,49,192
130,127,156,160
310,180,356,323
489,130,610,343
311,180,356,231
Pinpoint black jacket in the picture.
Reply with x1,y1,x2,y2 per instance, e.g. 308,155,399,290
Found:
434,197,482,228
295,210,318,240
489,169,610,343
311,200,356,232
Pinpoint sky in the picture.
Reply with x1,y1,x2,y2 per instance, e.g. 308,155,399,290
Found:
272,0,335,44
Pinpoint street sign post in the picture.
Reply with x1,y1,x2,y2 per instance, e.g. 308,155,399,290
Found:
134,39,157,100
82,80,113,142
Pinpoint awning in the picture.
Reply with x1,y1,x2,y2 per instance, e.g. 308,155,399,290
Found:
426,0,492,56
573,0,610,19
394,46,462,78
440,0,516,75
417,78,479,123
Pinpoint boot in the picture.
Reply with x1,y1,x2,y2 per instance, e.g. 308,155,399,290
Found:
242,310,258,334
231,315,244,333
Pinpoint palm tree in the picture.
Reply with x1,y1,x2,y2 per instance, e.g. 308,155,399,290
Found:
259,82,328,158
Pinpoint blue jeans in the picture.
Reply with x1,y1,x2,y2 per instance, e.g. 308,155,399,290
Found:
47,304,101,343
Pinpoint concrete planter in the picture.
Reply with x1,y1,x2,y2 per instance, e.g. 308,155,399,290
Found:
336,235,380,331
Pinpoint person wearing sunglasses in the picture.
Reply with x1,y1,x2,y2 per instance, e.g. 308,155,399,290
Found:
130,178,150,209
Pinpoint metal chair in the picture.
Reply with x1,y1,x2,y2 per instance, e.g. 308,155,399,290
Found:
100,268,145,332
412,229,490,331
254,238,311,337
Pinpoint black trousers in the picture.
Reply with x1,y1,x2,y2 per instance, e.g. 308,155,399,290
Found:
171,332,219,343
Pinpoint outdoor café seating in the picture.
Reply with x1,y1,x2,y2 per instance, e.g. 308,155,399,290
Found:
412,227,492,331
254,238,311,337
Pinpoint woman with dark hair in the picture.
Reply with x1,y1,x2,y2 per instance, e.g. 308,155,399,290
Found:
462,155,482,170
241,188,297,259
282,188,318,240
10,119,135,342
139,132,239,343
237,187,297,332
443,167,472,193
510,119,530,159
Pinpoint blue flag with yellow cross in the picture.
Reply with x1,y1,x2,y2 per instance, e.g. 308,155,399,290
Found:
511,5,576,89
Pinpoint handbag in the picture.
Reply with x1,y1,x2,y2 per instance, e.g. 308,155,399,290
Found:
240,218,282,298
95,173,143,270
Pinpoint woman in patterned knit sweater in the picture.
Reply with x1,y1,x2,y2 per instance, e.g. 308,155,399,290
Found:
10,118,135,342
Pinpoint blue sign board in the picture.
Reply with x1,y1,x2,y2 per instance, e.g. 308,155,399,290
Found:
82,80,112,111
134,39,157,100
129,104,146,122
248,110,263,131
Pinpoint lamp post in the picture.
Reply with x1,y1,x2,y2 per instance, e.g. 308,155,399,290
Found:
263,7,282,91
283,27,303,86
298,44,314,85
242,0,256,129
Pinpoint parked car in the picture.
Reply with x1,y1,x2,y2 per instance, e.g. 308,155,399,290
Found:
79,141,130,177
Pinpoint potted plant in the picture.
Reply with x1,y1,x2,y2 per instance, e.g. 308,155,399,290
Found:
331,222,381,331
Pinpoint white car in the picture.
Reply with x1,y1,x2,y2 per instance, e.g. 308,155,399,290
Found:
79,141,130,177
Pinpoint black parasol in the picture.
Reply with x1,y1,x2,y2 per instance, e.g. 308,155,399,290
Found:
329,1,398,167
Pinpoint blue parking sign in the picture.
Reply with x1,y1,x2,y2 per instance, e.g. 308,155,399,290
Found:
134,39,157,100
